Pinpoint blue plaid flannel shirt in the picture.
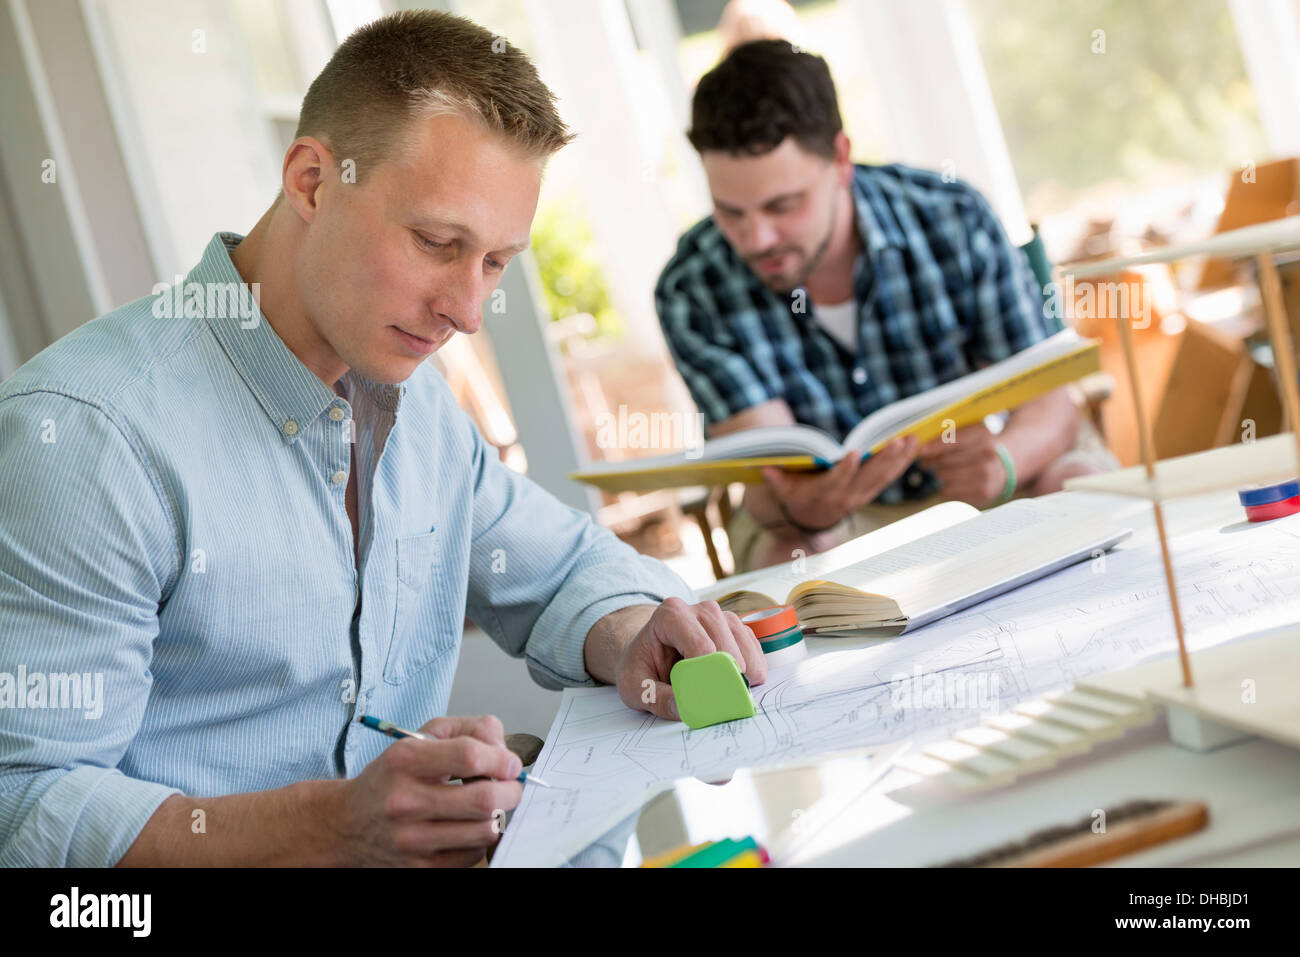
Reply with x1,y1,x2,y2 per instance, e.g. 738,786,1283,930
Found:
655,163,1054,503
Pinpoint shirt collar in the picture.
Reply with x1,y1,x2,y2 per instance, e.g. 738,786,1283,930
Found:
189,232,405,442
849,166,907,259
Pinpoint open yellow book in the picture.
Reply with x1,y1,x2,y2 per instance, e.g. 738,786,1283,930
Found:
573,330,1100,493
698,497,1131,636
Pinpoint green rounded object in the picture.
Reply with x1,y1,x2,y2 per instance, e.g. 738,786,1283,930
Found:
669,652,757,729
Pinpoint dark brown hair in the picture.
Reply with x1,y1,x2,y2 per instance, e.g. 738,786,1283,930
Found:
688,39,842,159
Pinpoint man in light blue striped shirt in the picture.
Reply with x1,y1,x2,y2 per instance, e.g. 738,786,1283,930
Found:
0,10,763,867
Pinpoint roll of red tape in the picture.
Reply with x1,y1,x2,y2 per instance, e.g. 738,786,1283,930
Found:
1244,496,1300,523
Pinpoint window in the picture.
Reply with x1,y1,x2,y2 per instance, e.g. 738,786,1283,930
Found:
968,0,1267,261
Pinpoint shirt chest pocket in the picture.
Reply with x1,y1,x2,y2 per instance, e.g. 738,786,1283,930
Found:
383,530,457,685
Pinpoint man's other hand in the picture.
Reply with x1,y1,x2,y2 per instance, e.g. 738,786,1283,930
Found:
616,597,767,720
918,424,1008,507
761,435,916,532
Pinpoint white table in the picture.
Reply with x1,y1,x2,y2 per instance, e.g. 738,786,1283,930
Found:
786,488,1300,867
554,486,1300,867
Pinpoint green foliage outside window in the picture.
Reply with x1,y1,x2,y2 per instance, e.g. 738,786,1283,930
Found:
531,199,623,340
970,0,1265,215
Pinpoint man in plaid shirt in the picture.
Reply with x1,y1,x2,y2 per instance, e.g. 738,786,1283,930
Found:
656,40,1113,571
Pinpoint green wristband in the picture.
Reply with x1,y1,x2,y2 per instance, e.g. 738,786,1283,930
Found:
993,443,1017,505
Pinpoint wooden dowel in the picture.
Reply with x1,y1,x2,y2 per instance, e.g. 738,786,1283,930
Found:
1115,310,1193,687
1256,253,1300,468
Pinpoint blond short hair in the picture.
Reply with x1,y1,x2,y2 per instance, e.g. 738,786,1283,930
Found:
295,10,573,179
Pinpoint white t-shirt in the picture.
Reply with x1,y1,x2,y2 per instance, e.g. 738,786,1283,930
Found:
814,299,858,353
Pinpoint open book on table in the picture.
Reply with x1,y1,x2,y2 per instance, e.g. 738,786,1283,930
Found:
573,330,1100,493
698,497,1132,636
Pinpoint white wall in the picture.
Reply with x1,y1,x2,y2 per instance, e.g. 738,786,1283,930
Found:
85,0,284,279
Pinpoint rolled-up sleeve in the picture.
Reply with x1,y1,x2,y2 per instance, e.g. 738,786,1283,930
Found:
461,420,693,690
0,391,182,866
656,276,771,427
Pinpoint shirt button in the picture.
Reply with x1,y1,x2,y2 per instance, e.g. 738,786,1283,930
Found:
852,367,868,385
329,408,345,421
332,470,348,485
283,419,299,436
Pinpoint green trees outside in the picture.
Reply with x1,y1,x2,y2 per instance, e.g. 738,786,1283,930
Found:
969,0,1265,216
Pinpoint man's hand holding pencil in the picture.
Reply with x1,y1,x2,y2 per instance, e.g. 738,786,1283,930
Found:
335,714,522,867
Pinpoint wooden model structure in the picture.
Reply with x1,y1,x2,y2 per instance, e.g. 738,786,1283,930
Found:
1059,216,1300,752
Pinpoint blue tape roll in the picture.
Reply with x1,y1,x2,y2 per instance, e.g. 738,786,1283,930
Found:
1238,480,1300,507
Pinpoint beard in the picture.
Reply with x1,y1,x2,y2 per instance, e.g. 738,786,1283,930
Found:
746,193,838,297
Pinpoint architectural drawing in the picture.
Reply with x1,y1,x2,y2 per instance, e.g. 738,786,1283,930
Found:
493,513,1300,867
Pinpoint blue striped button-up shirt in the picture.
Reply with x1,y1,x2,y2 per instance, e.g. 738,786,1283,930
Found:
656,163,1055,503
0,232,691,866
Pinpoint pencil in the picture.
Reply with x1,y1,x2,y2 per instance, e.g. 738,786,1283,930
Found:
356,714,552,788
